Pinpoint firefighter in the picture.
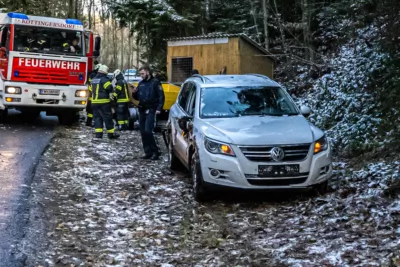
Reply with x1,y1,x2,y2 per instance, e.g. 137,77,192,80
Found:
91,64,120,139
132,66,165,160
86,63,101,126
112,69,130,131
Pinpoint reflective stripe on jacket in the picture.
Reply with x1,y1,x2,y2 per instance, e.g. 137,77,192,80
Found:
91,73,113,104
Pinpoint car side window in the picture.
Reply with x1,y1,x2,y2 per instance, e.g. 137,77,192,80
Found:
178,82,191,110
186,84,197,116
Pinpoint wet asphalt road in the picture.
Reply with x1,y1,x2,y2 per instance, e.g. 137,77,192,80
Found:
0,111,57,266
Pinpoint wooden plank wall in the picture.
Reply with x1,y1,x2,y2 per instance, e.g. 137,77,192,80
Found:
238,38,274,78
167,39,240,81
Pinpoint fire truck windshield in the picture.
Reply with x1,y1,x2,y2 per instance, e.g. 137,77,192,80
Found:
13,26,84,56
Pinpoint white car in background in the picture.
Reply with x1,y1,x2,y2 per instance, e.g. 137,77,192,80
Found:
166,74,333,201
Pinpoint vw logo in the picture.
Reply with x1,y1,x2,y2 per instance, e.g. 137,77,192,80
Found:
270,147,285,161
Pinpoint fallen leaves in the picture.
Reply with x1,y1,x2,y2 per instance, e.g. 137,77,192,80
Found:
18,122,400,266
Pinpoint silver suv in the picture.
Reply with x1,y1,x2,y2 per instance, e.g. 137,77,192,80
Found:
166,74,333,201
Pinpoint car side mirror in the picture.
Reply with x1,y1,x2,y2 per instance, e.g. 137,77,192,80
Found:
178,116,192,133
300,105,312,117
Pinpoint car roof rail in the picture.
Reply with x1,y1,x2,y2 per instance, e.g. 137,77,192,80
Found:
191,74,207,83
244,73,272,81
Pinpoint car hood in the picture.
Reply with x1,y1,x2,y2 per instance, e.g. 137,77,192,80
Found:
200,115,315,145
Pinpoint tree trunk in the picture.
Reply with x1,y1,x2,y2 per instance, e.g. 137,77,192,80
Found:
301,0,314,61
136,35,140,68
120,27,124,70
262,0,269,50
250,0,261,44
68,0,73,18
273,0,287,55
88,0,93,28
74,0,78,19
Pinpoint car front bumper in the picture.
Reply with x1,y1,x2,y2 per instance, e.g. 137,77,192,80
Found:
198,143,333,190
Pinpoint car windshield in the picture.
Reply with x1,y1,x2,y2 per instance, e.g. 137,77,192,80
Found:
13,26,84,56
200,86,299,118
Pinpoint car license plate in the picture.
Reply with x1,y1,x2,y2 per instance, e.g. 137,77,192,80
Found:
39,89,60,95
258,164,299,177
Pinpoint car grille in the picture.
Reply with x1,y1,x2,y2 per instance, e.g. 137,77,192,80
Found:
245,173,309,186
239,144,310,162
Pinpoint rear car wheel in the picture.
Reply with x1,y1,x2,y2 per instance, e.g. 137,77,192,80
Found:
191,151,209,202
168,133,183,170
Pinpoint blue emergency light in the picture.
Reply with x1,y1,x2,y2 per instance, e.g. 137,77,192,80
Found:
7,12,29,20
14,70,19,77
66,19,82,25
78,74,83,80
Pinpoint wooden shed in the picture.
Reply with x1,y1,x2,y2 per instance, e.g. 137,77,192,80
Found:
166,33,275,84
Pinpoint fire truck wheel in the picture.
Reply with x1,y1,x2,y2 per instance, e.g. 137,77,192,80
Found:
0,108,8,123
21,109,41,122
58,111,78,126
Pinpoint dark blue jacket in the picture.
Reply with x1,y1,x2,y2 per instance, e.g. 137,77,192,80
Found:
133,76,165,111
91,73,113,104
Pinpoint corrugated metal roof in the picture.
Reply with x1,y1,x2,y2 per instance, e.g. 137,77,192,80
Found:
165,33,275,59
166,33,247,41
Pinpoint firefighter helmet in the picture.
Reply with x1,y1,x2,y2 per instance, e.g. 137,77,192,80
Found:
113,69,121,79
98,64,108,74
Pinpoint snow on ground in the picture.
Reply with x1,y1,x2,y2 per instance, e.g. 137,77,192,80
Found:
19,122,400,267
282,25,389,156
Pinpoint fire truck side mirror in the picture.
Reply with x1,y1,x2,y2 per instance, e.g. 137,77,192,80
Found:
94,36,101,55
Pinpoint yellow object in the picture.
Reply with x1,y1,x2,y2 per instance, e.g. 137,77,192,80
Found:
221,145,231,154
130,82,180,111
314,142,321,153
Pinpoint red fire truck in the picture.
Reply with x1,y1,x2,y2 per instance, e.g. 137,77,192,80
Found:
0,12,101,124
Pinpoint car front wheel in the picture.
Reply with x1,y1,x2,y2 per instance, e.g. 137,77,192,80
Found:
191,151,209,202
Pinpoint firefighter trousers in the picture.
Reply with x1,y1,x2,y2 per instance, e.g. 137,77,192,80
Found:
139,110,160,156
92,103,115,137
86,99,93,125
116,102,129,129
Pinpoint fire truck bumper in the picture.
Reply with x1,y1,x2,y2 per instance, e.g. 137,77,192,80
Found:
1,83,89,108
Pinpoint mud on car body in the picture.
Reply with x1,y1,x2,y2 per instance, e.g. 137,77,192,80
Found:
166,74,333,201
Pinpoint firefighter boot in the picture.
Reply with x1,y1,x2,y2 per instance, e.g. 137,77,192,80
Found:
95,133,103,139
108,132,120,139
121,124,128,131
85,117,93,127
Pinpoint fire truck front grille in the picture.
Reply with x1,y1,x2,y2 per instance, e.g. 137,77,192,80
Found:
15,70,68,82
36,99,60,104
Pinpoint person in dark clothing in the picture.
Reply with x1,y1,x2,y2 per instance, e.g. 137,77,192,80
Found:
91,64,120,139
112,69,130,131
132,66,165,160
192,69,199,75
63,37,81,54
86,63,101,126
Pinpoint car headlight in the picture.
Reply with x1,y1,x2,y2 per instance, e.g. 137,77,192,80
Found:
314,136,328,154
204,138,235,156
75,90,88,97
5,86,22,94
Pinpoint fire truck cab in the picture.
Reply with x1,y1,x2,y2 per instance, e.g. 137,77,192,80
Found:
0,12,100,124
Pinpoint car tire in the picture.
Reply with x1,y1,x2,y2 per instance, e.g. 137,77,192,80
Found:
168,133,183,171
190,151,209,202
